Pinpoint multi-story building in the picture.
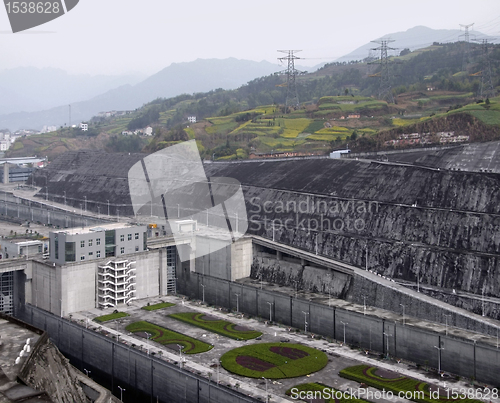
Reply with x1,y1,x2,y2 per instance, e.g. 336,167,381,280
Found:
49,223,147,265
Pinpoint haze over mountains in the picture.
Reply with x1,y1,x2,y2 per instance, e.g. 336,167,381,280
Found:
0,25,494,131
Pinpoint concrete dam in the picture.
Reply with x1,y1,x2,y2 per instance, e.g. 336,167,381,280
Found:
31,147,500,319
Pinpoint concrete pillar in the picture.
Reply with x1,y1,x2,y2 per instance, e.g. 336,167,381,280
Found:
277,251,282,261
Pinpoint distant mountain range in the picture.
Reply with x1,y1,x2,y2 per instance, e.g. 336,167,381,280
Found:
2,26,497,132
0,67,145,115
336,25,496,61
0,59,282,131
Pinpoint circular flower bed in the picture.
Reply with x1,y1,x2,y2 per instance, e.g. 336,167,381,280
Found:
220,342,328,379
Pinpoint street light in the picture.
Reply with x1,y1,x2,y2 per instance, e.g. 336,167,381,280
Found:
118,386,125,401
201,283,205,303
83,368,91,377
341,321,348,344
267,302,273,322
177,344,183,368
434,345,444,373
302,311,309,333
235,293,240,313
363,295,367,315
84,195,87,212
145,332,151,354
262,377,268,403
107,199,110,216
444,314,451,336
383,332,392,359
400,304,405,326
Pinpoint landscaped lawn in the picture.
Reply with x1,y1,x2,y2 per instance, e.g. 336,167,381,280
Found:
94,312,129,323
169,312,262,340
220,342,328,379
142,302,175,311
340,365,483,403
125,321,212,354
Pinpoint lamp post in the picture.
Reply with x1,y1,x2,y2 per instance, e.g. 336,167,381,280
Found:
84,195,87,212
235,293,240,313
434,345,444,373
118,386,125,401
145,332,151,355
107,199,110,216
201,283,205,303
341,321,348,344
83,368,91,377
383,332,392,359
63,191,66,206
177,344,183,368
267,302,273,322
444,314,451,336
262,377,268,403
363,295,367,315
400,304,405,326
302,311,309,333
97,206,100,218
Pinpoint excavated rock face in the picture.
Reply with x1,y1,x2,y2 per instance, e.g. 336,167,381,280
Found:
33,150,500,314
204,158,500,308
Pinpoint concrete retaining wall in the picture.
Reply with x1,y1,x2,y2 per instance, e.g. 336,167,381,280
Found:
17,305,258,403
178,272,500,387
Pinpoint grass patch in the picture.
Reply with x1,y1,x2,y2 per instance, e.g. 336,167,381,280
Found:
125,321,212,354
340,365,482,403
220,342,327,379
142,302,175,311
286,383,371,403
304,120,327,134
169,312,262,340
94,312,130,322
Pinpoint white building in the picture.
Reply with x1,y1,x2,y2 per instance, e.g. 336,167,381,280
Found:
187,116,196,123
80,123,88,131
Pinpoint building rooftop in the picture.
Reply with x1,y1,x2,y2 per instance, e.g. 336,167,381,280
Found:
52,222,142,236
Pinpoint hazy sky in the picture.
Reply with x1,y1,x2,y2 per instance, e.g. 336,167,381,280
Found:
1,0,499,76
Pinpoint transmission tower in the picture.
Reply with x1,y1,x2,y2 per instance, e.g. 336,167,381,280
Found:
277,50,302,109
370,39,396,104
459,23,475,71
473,39,496,99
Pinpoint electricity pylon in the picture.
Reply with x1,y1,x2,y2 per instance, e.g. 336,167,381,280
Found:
370,39,396,104
277,50,302,110
473,39,496,99
459,23,475,71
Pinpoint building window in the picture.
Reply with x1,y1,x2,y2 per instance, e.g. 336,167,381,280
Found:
97,251,101,258
135,233,139,240
135,246,139,252
80,240,85,248
80,256,85,261
120,247,125,254
38,245,42,253
65,242,75,262
89,251,93,256
120,234,125,242
96,238,101,246
54,235,59,260
89,239,93,247
128,234,132,241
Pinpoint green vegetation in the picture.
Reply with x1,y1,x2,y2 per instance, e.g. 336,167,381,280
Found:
220,342,328,379
169,312,262,340
286,383,371,403
94,312,129,322
125,321,212,354
340,365,482,403
141,302,175,311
